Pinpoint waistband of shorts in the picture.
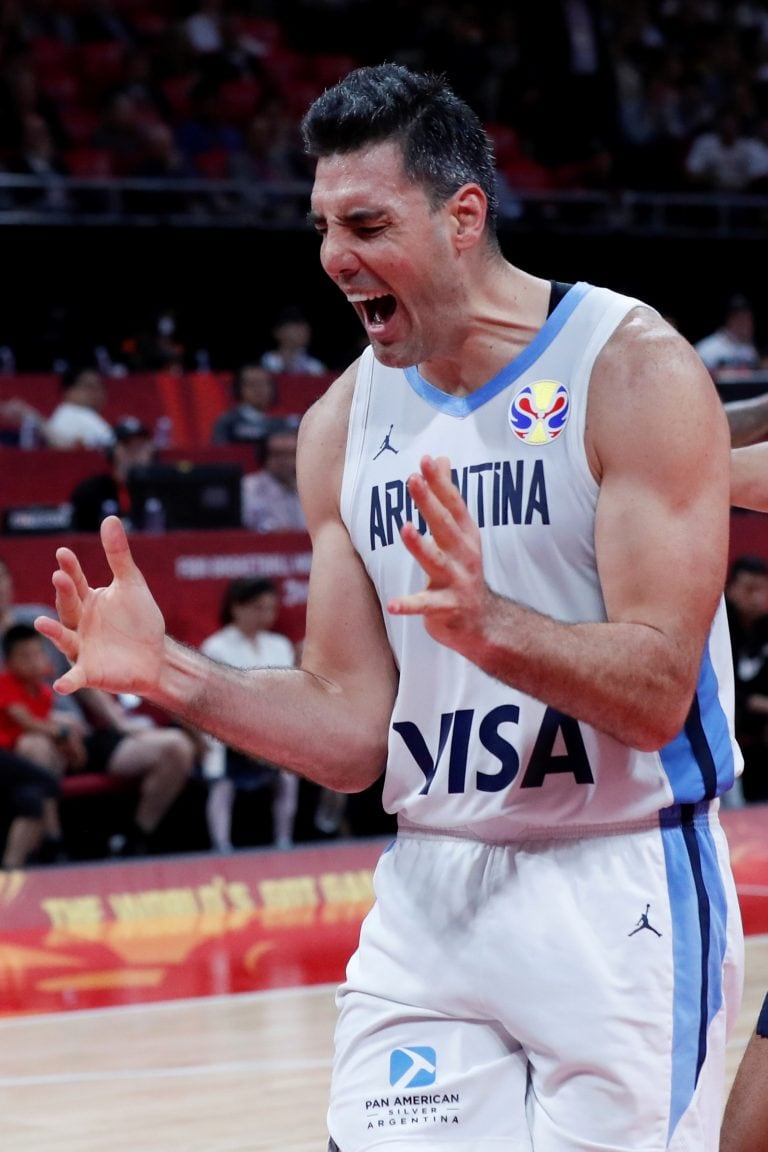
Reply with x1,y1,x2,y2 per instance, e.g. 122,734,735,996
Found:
396,800,718,846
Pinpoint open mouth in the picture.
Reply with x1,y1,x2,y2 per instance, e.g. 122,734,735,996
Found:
361,294,397,329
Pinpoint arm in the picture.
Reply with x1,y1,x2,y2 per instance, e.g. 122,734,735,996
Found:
390,311,730,751
724,392,768,447
35,368,399,792
731,443,768,511
720,993,768,1152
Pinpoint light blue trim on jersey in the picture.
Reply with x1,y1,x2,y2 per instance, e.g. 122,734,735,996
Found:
403,281,593,416
659,640,736,802
661,805,729,1142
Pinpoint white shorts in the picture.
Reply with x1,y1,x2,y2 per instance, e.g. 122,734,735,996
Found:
327,804,744,1151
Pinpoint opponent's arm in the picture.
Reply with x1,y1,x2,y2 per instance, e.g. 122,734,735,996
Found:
720,993,768,1152
724,392,768,447
390,311,729,751
36,369,398,792
731,442,768,511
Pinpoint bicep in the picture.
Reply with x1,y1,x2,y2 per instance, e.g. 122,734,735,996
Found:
594,329,730,649
300,512,398,736
296,373,398,745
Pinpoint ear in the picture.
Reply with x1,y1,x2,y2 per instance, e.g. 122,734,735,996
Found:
450,183,487,250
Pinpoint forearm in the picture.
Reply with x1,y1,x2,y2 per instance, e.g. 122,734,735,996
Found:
725,395,768,448
150,638,388,791
471,591,695,751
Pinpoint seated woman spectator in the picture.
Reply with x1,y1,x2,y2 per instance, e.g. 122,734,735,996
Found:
199,577,299,852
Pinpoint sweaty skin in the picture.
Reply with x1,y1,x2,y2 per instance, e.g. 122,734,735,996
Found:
37,139,731,788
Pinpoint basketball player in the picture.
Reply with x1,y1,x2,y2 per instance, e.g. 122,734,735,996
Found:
37,65,743,1151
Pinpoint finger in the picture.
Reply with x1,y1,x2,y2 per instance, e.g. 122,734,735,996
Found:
35,613,81,665
399,521,453,582
101,515,144,583
388,587,456,617
420,455,474,527
51,664,87,696
55,546,90,603
407,465,473,553
51,569,85,631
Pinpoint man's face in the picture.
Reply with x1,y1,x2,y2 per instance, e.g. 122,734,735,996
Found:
728,570,768,623
266,434,298,487
75,370,107,411
6,637,52,684
240,368,274,410
309,141,468,369
114,436,155,480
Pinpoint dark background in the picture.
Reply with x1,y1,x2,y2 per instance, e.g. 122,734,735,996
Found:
1,224,762,373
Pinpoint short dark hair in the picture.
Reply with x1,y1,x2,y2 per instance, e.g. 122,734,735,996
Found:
232,363,275,403
60,363,100,392
727,554,768,583
301,62,500,233
219,577,278,626
2,622,41,660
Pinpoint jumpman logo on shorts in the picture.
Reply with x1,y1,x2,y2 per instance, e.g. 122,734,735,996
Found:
628,903,662,937
374,424,399,458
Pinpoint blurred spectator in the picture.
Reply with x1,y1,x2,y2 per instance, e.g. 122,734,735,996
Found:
121,306,187,373
0,623,79,862
684,106,759,191
8,112,69,211
228,106,312,218
183,0,227,57
0,395,46,447
260,305,329,376
694,293,763,377
0,623,85,771
174,75,245,174
43,363,114,449
89,90,152,178
200,577,299,852
0,623,198,858
725,554,768,805
0,55,67,163
72,0,139,48
241,428,306,533
211,362,293,446
0,745,62,869
68,416,156,531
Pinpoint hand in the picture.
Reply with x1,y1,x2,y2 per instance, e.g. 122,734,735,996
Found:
34,516,167,697
387,455,492,655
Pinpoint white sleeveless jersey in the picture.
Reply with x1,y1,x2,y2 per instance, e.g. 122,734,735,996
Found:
340,282,742,839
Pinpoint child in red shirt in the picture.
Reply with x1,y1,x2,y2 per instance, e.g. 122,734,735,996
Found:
0,623,85,770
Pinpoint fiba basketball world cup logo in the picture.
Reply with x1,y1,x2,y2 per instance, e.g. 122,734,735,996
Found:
509,380,570,445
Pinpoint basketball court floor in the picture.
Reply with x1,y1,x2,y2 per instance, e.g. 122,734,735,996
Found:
1,810,767,1151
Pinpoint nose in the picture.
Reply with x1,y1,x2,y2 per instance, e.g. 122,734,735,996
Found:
320,229,360,282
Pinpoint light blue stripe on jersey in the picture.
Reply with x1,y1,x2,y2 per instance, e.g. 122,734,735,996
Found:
661,804,729,1142
403,281,592,416
659,639,736,802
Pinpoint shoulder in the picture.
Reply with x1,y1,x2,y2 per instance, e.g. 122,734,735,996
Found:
296,358,360,532
589,306,726,474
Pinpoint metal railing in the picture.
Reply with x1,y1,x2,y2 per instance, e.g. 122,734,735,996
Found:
1,172,768,238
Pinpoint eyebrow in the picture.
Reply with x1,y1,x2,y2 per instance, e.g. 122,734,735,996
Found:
306,207,384,228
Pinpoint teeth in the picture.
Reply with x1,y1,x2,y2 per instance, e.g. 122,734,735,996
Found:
346,292,381,303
